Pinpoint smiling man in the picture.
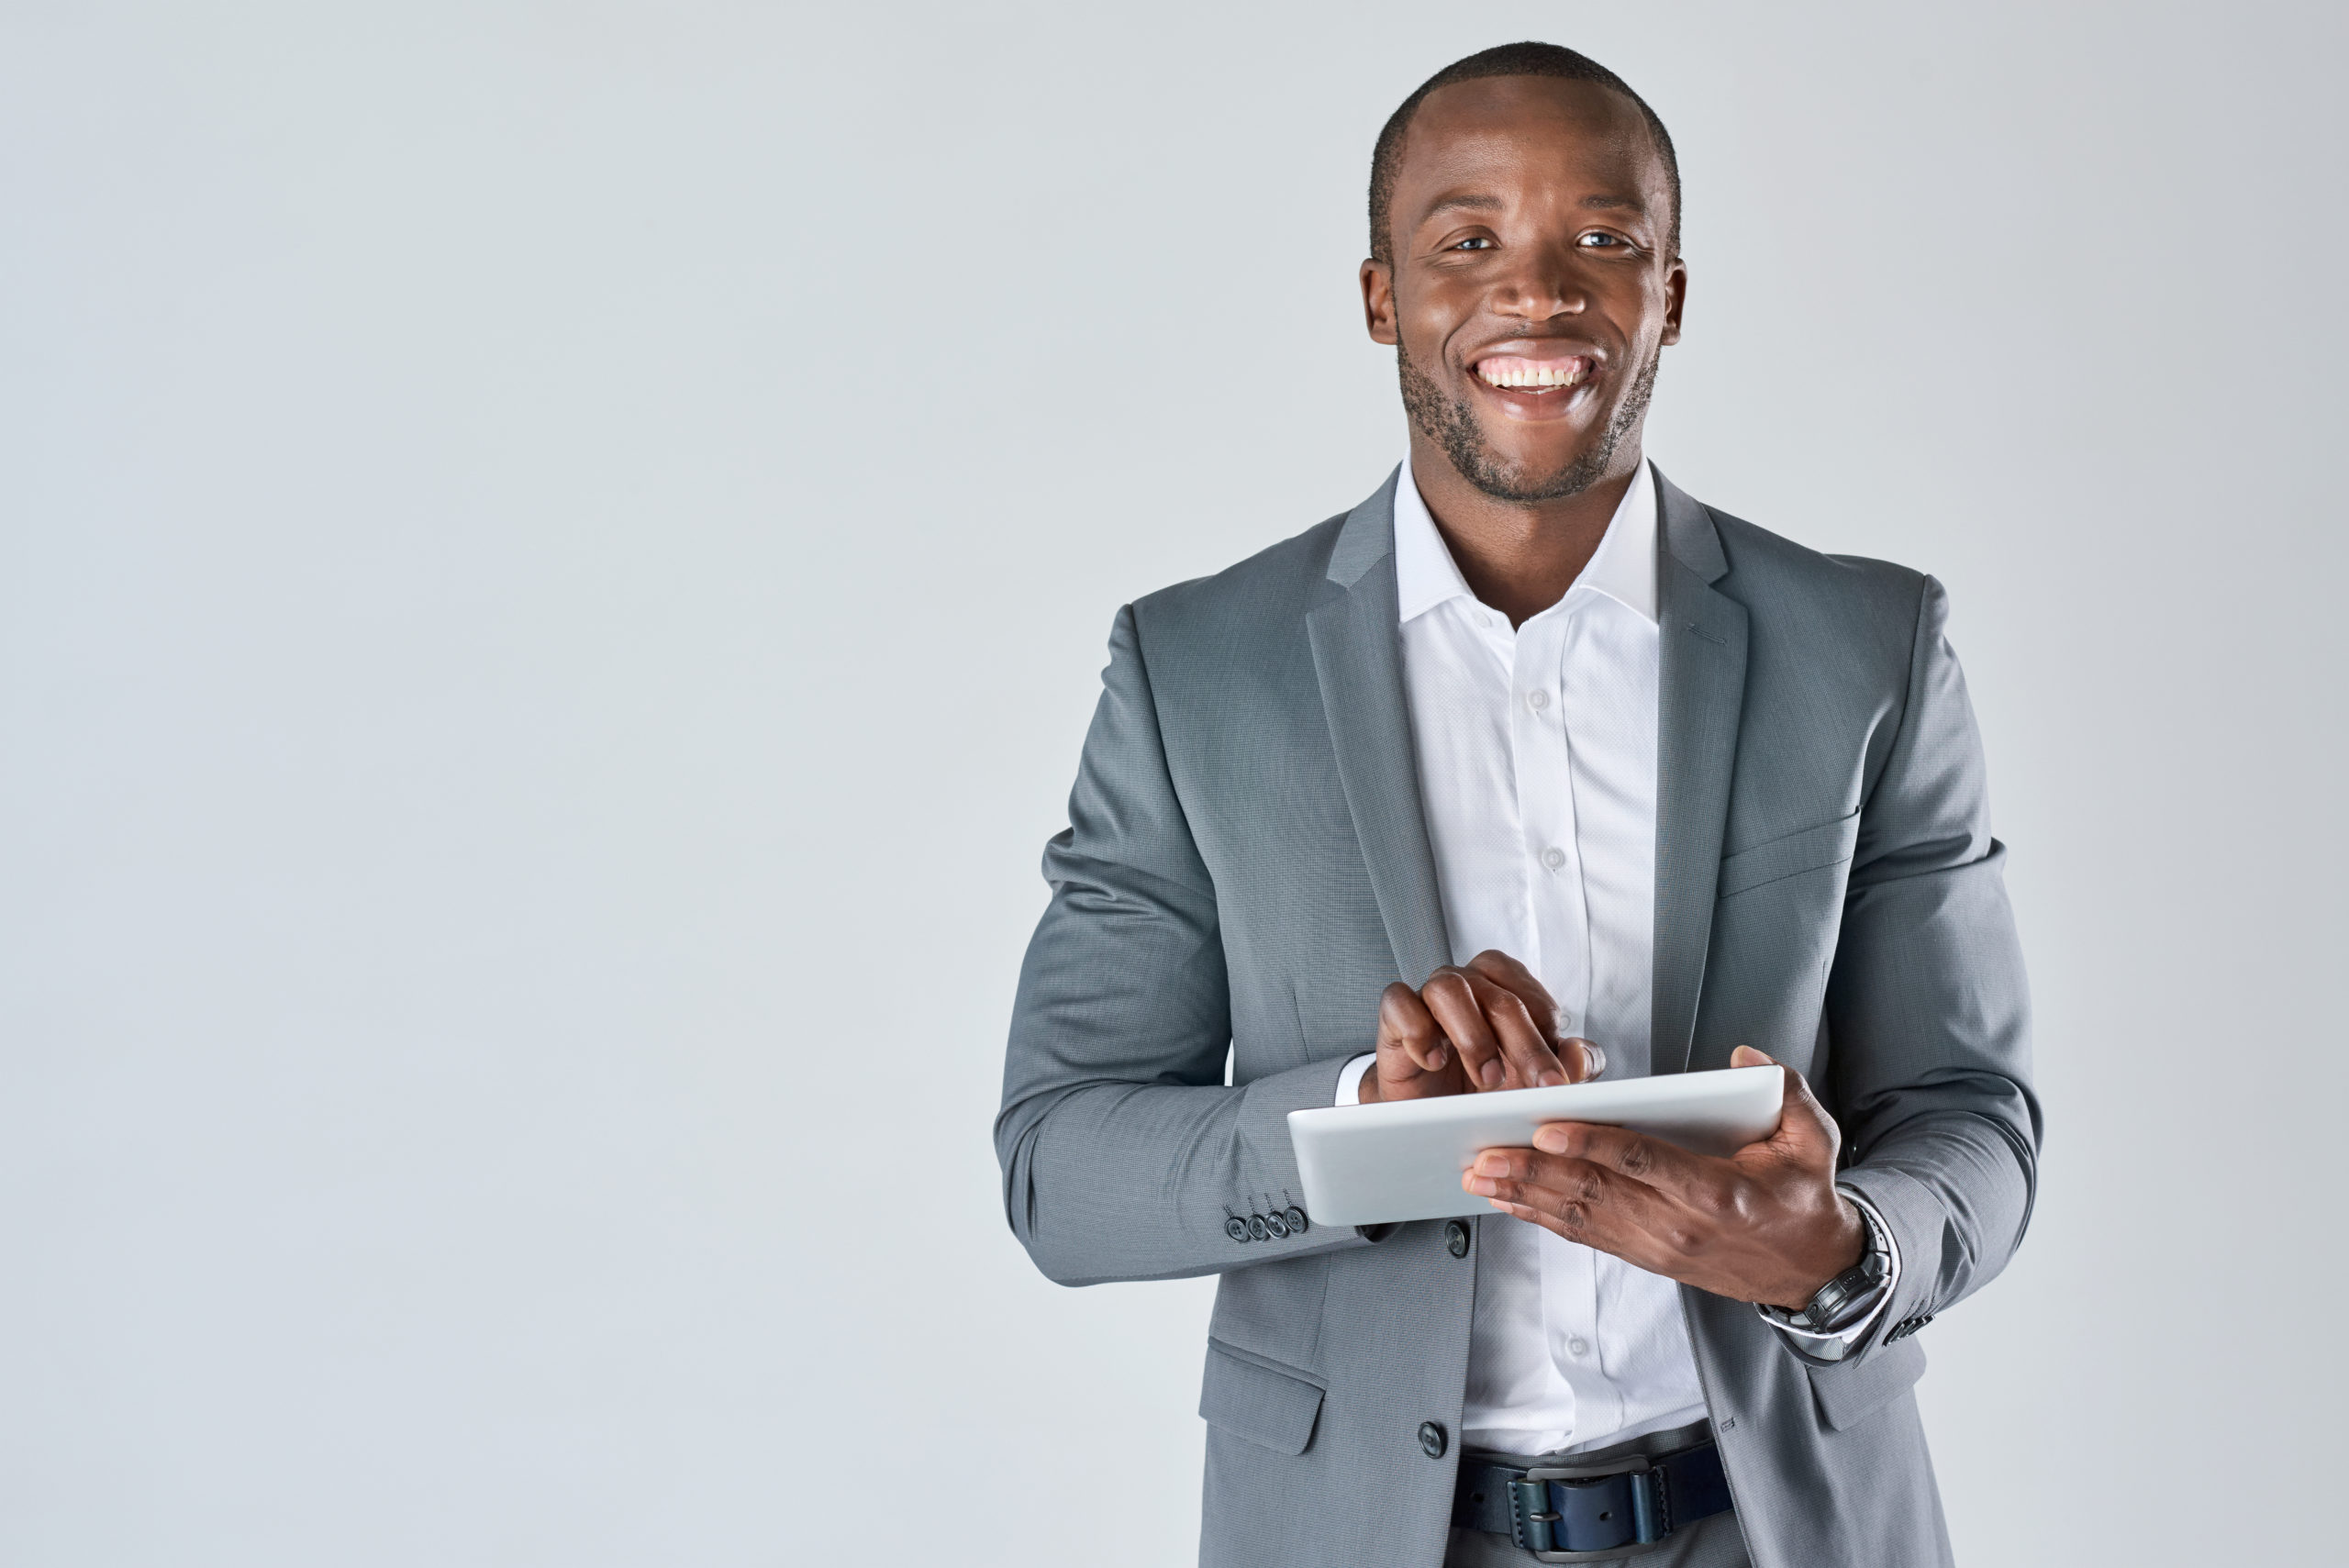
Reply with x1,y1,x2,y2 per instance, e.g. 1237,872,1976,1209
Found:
996,42,2037,1568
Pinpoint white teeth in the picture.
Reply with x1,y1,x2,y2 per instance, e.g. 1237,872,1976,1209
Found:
1476,360,1588,389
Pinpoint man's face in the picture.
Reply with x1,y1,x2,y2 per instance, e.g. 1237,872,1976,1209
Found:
1363,76,1686,503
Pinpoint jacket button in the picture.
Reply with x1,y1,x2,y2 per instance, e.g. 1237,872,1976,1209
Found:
1284,1206,1309,1235
1225,1217,1251,1243
1444,1219,1471,1258
1419,1421,1448,1459
1264,1211,1291,1240
1246,1215,1271,1241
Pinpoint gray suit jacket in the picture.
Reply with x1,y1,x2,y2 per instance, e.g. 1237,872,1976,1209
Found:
996,469,2040,1568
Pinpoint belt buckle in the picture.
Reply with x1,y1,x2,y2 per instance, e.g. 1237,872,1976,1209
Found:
1509,1451,1669,1562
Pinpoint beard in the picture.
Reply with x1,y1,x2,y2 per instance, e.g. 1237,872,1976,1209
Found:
1397,339,1660,504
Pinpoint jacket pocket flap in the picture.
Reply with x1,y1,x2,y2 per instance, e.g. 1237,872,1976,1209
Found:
1718,810,1862,899
1199,1340,1325,1455
1806,1334,1925,1431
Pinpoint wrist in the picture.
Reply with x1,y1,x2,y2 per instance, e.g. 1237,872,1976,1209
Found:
1768,1199,1868,1311
1772,1197,1889,1328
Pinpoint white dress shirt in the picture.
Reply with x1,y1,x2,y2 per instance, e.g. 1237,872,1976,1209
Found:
1335,454,1895,1457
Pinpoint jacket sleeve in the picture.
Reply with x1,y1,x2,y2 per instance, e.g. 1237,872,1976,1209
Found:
1825,574,2043,1359
994,604,1381,1286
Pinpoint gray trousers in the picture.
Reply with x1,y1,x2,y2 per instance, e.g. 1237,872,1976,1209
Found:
1442,1423,1753,1568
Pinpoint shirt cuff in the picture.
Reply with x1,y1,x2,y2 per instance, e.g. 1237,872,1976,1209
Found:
1334,1053,1376,1106
1755,1187,1901,1362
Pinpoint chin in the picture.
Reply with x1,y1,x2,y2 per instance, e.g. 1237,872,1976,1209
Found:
1458,436,1612,505
1490,437,1600,481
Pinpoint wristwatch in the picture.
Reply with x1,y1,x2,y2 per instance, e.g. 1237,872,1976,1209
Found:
1777,1196,1892,1334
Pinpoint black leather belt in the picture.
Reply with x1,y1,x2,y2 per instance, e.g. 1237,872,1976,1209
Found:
1450,1438,1733,1562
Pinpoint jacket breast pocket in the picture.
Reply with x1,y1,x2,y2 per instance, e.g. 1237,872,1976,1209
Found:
1806,1334,1926,1431
1718,809,1862,900
1198,1339,1325,1455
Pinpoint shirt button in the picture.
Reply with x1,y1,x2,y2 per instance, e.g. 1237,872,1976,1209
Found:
1526,689,1550,711
1567,1337,1590,1357
1542,846,1567,871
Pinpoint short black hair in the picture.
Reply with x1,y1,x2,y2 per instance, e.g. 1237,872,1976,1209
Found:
1368,41,1681,264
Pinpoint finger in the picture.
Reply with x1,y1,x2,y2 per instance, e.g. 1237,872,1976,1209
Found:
1485,1198,1698,1279
1376,983,1449,1075
1421,969,1508,1090
1462,1149,1693,1270
1559,1037,1607,1083
1527,1119,1730,1207
1729,1047,1842,1168
1463,951,1566,1046
1465,973,1568,1088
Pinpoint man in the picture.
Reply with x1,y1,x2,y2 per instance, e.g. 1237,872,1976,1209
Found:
996,41,2037,1568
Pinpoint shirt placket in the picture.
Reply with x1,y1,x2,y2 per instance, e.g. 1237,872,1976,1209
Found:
1514,600,1618,1440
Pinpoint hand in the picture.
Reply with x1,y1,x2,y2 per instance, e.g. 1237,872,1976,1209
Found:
1359,951,1605,1105
1461,1046,1866,1308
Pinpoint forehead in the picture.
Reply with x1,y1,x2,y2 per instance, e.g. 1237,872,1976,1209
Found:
1393,75,1667,228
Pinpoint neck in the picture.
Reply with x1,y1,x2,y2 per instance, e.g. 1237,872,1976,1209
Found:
1408,429,1643,628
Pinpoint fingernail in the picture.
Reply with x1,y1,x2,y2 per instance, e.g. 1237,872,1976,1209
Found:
1466,1176,1498,1196
1480,1061,1505,1088
1538,1070,1564,1087
1475,1151,1508,1175
1533,1127,1569,1153
1427,1044,1448,1069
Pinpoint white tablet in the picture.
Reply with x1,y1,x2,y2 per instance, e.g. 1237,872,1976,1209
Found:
1286,1066,1785,1229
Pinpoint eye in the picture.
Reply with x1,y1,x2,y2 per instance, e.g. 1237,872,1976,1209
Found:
1578,231,1635,251
1451,236,1496,251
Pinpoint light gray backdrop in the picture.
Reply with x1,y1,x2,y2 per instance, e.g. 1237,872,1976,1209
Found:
2,3,2341,1563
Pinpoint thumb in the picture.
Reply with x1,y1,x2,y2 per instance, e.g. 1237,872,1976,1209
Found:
1732,1046,1840,1167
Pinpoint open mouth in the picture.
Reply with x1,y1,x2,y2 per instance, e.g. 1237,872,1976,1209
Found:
1472,354,1597,395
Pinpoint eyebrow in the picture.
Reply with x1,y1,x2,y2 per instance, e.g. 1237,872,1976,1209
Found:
1419,192,1506,222
1414,190,1651,227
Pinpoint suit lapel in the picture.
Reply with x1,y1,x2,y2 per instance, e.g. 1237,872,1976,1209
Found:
1307,471,1454,987
1651,469,1749,1075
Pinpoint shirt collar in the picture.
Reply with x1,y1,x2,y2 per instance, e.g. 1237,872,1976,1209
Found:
1392,451,1660,627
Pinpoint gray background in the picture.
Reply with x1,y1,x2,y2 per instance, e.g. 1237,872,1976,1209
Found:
2,2,2341,1563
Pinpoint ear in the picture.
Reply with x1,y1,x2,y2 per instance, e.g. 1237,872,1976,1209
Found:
1658,254,1687,348
1360,258,1398,345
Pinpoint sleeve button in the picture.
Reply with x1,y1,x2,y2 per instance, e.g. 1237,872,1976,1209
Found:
1444,1219,1471,1258
1225,1217,1251,1243
1284,1206,1309,1235
1246,1215,1271,1241
1418,1421,1448,1459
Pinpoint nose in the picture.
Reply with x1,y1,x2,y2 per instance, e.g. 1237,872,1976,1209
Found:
1490,237,1586,322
